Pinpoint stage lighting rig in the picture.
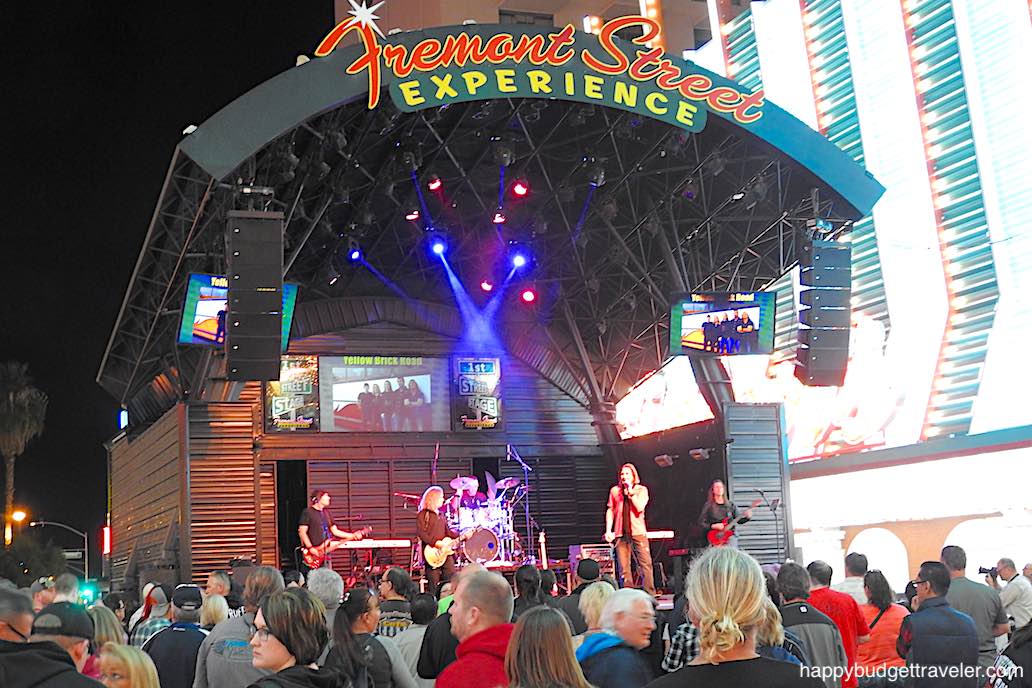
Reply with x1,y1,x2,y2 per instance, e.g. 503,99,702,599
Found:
395,138,422,172
428,231,448,256
492,137,515,167
346,238,362,262
493,209,507,224
511,178,530,197
427,174,443,191
520,287,537,303
405,208,421,221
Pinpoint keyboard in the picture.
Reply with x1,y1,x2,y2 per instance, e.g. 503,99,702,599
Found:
337,539,412,549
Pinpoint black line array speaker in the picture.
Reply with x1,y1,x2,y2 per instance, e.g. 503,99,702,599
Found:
225,211,283,381
795,239,851,387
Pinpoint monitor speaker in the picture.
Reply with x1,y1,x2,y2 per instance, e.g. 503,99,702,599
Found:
795,240,851,387
225,211,283,381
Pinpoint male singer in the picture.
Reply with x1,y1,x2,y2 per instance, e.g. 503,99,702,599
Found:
605,463,656,595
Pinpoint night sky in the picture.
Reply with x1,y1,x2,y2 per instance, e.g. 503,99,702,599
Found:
4,2,335,576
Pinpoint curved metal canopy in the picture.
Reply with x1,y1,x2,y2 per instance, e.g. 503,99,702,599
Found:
99,24,884,426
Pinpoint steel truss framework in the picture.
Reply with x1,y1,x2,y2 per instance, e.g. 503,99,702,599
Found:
99,96,862,425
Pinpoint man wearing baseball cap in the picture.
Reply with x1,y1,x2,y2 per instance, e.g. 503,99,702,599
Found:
144,585,208,688
29,577,55,613
558,558,602,635
129,583,173,648
0,600,103,687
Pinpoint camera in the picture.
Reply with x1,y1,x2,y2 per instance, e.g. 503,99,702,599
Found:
978,566,998,578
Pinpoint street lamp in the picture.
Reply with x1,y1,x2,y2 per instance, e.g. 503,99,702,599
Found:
29,520,89,579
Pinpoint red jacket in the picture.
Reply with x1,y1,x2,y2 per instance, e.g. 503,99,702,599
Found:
435,623,514,688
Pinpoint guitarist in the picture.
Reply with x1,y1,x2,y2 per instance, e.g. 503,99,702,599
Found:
697,479,753,548
417,485,460,594
298,489,366,572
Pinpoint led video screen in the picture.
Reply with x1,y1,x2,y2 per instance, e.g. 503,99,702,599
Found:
318,355,450,432
177,273,298,351
670,292,776,356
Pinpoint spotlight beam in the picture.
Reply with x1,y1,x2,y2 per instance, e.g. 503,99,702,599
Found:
498,165,506,209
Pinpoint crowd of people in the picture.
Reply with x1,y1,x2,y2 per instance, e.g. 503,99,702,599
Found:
2,544,1031,688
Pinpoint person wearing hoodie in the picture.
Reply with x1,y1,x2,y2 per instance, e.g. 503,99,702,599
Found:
436,569,515,688
558,559,602,635
0,597,104,687
194,566,285,688
248,588,345,688
576,588,654,688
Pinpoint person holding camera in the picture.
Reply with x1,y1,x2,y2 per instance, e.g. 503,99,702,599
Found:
986,558,1032,631
940,546,1008,669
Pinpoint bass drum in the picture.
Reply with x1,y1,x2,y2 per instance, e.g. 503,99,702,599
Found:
462,528,500,564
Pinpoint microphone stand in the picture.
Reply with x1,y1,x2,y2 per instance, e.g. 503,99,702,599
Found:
507,444,535,564
752,488,782,562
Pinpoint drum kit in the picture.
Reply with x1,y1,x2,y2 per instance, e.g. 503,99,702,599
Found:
444,472,527,565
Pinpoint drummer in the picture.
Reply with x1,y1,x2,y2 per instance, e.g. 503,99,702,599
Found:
450,475,487,511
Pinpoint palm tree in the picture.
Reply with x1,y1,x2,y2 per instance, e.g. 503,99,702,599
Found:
0,362,48,546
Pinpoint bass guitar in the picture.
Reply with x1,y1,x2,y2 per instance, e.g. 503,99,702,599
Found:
707,499,762,546
424,530,474,569
303,527,373,568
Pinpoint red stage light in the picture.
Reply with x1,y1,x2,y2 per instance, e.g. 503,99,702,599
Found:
102,526,111,555
493,210,507,224
405,209,420,221
521,288,537,303
512,179,529,197
480,280,494,292
427,176,442,191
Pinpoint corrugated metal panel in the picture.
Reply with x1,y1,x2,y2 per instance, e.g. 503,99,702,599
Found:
289,297,590,405
265,336,601,459
109,406,183,590
307,457,471,572
185,402,259,583
258,463,278,567
498,455,612,562
723,403,795,564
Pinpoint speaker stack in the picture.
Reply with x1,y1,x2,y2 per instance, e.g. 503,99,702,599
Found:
795,239,851,387
225,211,284,381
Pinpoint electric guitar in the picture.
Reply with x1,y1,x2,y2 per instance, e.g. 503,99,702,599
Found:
423,531,474,569
303,527,373,568
707,499,762,546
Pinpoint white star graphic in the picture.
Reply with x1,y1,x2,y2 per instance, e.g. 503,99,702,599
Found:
348,0,386,39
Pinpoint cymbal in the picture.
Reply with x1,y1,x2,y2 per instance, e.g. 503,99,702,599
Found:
495,477,521,490
450,475,478,491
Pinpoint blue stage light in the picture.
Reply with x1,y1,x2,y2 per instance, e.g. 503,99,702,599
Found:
348,248,361,261
512,253,527,268
431,239,446,255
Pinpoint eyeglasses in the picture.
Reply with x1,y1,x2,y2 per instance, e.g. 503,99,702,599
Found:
252,627,275,643
910,579,929,586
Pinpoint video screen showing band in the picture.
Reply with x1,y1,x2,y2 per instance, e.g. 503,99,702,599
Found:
318,356,450,432
177,273,298,352
670,292,775,356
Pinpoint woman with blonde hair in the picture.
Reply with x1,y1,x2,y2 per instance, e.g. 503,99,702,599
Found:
648,547,823,687
83,605,128,678
573,581,615,649
201,593,230,630
506,606,593,688
99,642,160,688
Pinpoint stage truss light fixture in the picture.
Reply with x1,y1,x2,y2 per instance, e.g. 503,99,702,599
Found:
511,179,530,197
512,253,527,268
520,287,537,303
428,232,448,256
480,279,494,292
427,174,442,191
346,238,362,262
493,209,507,224
405,208,421,221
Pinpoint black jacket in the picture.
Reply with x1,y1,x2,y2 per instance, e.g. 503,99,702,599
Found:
249,665,351,688
556,583,592,634
0,639,104,688
144,622,208,688
416,611,458,679
897,595,978,688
